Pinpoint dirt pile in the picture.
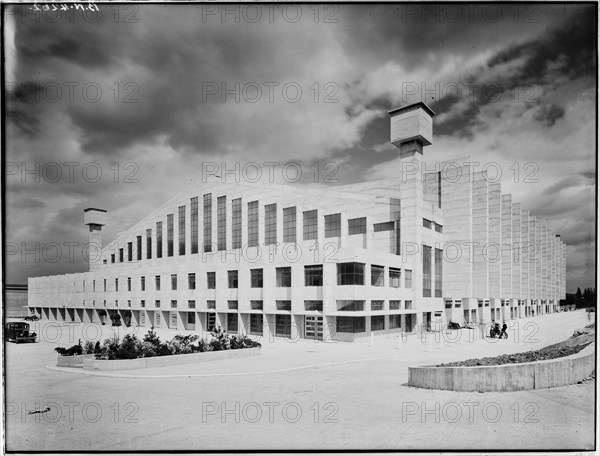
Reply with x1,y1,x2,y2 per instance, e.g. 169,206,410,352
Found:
437,343,591,367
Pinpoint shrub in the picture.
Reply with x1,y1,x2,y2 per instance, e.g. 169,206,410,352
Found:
54,341,84,356
115,334,142,359
158,343,173,356
209,326,230,351
97,334,121,360
143,328,161,350
94,341,102,354
196,339,211,352
140,341,157,358
230,334,261,349
83,340,95,354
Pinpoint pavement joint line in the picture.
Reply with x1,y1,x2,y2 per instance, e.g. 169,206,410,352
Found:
44,352,412,378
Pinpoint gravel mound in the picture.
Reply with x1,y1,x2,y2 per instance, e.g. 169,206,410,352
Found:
437,343,591,367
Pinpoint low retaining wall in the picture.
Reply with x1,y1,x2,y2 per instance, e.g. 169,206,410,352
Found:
57,354,96,368
82,347,261,371
409,344,594,392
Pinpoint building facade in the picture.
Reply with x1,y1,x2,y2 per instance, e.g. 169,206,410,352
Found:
28,103,567,341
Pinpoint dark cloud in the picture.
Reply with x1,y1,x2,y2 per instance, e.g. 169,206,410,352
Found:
534,103,565,127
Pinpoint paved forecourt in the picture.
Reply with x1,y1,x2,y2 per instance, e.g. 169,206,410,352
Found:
5,310,595,451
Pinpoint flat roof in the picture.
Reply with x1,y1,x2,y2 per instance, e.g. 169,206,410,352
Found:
84,208,107,213
388,101,436,117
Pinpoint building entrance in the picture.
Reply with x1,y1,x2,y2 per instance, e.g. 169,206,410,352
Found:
305,316,323,340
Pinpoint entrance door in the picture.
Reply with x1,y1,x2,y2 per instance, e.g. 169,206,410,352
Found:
305,316,323,340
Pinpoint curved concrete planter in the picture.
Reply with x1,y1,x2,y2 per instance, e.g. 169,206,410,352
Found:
56,354,96,368
409,344,594,392
82,347,261,371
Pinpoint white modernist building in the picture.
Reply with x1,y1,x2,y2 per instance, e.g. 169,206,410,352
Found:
28,103,567,341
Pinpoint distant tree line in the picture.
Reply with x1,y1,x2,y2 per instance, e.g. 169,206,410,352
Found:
561,287,597,309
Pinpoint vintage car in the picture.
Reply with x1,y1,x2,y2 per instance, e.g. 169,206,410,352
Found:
5,322,37,343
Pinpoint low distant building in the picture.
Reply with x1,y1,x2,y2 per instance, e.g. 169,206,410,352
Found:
28,102,567,341
5,284,29,318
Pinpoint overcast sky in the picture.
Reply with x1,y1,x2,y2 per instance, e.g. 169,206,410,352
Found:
5,3,596,292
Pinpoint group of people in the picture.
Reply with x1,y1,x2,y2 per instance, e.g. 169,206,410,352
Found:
490,322,508,339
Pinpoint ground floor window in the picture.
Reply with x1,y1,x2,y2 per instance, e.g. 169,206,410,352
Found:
275,315,291,338
206,313,216,331
227,314,238,333
371,315,385,331
250,314,263,335
389,314,401,329
336,316,365,333
187,312,195,324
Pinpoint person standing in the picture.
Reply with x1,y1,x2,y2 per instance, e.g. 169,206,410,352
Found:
501,322,508,339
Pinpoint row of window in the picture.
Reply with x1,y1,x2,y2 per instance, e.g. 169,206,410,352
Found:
77,298,414,314
81,264,414,293
106,194,398,264
422,218,443,233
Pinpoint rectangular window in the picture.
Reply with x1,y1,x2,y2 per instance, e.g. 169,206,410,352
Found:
348,217,366,235
207,300,216,310
248,201,259,247
167,214,174,257
423,245,431,297
276,300,291,311
188,300,196,309
155,300,160,308
435,248,443,298
389,300,401,310
156,222,163,258
141,300,145,308
115,278,119,292
371,300,384,311
434,223,443,233
371,265,384,287
103,279,106,292
206,312,216,331
371,315,385,331
423,218,432,229
478,300,483,308
145,229,152,259
228,300,238,310
119,248,124,262
455,300,462,308
324,213,341,238
228,270,238,288
203,193,212,253
136,236,142,261
188,273,196,290
445,299,453,309
405,300,412,310
232,198,242,249
304,300,323,311
265,203,277,245
127,242,133,261
276,267,291,287
250,300,263,310
111,254,115,264
389,268,401,288
207,272,216,289
171,300,177,309
405,269,412,288
389,314,402,329
178,205,185,255
155,275,161,291
275,315,291,338
337,300,364,311
249,269,263,288
191,197,199,254
171,274,177,290
305,265,323,286
303,209,318,240
92,280,95,292
374,221,394,232
187,313,195,324
250,314,263,335
283,206,296,243
337,262,365,285
141,276,145,291
336,316,365,333
217,196,226,251
227,313,238,332
127,277,131,292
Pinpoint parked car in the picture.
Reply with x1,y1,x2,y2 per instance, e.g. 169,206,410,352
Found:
5,322,37,343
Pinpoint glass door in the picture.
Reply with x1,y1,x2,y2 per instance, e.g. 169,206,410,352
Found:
305,316,323,340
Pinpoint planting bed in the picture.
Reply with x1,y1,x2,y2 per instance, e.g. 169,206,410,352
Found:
437,342,591,367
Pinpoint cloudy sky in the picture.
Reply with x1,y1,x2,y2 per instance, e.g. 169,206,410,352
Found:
5,3,596,292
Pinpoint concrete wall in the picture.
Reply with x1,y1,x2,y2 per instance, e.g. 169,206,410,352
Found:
408,343,594,392
83,346,261,371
